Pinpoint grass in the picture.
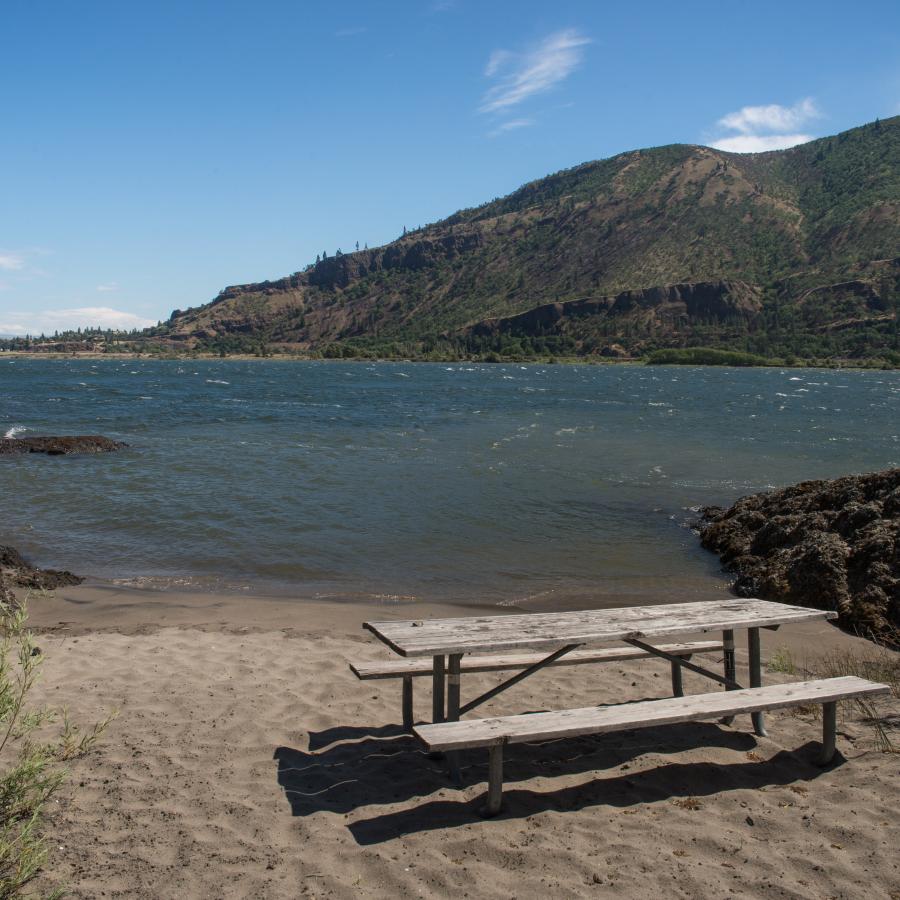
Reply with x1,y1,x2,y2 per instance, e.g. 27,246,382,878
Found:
767,636,899,753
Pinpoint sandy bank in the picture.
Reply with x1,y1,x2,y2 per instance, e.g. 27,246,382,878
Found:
22,584,900,898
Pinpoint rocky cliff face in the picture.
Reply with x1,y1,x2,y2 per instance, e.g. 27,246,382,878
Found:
700,469,900,647
466,281,762,340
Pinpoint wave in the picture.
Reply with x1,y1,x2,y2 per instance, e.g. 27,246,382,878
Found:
3,425,27,439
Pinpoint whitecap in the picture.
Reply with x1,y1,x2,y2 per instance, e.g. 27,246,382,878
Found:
205,379,230,385
3,425,27,439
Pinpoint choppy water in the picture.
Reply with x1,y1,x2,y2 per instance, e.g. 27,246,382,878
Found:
1,358,898,610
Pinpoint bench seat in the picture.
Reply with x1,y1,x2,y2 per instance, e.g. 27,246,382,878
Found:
414,676,890,816
351,640,723,730
349,640,723,680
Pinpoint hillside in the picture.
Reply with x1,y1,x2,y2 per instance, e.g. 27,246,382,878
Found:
147,117,900,359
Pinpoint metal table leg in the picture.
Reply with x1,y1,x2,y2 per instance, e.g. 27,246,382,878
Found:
721,629,737,725
446,654,462,784
748,627,767,736
432,655,445,723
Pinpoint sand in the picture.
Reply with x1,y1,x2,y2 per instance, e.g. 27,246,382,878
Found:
21,582,900,899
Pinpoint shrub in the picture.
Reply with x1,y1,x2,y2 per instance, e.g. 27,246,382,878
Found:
0,600,112,897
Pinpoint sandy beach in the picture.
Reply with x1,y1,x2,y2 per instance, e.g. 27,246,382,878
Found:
17,582,898,899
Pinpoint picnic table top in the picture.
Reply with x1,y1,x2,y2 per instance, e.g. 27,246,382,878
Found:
364,598,836,658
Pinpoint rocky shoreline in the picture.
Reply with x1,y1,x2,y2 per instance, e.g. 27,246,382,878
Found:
699,468,900,648
0,544,82,605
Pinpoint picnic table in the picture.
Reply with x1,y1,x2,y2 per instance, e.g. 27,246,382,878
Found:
358,598,890,817
364,598,836,736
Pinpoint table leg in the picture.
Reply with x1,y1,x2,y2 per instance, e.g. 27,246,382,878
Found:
721,629,737,725
446,654,462,784
670,658,685,697
432,655,445,723
401,676,414,732
748,627,767,736
817,701,837,766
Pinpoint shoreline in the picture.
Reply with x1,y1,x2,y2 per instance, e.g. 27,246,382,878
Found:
2,350,898,370
24,579,875,660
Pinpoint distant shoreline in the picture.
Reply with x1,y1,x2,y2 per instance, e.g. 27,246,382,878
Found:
2,350,898,370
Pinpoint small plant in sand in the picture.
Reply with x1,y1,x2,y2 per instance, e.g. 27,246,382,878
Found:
769,631,899,754
0,598,113,897
766,647,796,675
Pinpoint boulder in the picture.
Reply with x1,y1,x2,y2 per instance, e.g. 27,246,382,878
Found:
699,468,900,647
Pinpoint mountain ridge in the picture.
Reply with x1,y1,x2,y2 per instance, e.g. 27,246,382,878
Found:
29,117,900,360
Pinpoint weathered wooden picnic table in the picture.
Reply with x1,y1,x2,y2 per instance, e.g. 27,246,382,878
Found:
364,598,837,738
360,599,892,817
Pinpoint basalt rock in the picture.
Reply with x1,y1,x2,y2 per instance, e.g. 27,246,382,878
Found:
699,468,900,648
0,544,83,592
0,436,127,456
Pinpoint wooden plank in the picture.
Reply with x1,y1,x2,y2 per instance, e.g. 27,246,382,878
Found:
364,599,836,658
349,641,724,680
413,676,889,752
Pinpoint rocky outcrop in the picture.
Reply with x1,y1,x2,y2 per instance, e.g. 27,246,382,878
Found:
0,544,82,600
699,469,900,647
466,281,762,340
0,436,127,455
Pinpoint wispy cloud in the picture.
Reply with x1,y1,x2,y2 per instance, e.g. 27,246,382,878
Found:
0,253,25,272
0,307,156,335
484,49,512,78
479,29,590,115
488,118,534,138
709,98,821,153
96,282,119,292
430,0,455,12
335,25,367,38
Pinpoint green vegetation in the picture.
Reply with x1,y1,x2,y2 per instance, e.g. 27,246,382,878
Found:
0,600,112,897
646,347,778,366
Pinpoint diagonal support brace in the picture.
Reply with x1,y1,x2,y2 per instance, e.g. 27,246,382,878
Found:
459,644,582,716
624,637,743,689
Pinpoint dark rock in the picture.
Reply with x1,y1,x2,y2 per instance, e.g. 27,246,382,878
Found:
0,544,82,590
699,468,900,647
0,436,127,456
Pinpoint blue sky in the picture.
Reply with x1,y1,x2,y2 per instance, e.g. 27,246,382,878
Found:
2,0,898,335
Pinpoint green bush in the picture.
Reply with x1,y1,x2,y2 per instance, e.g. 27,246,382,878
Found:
0,600,112,897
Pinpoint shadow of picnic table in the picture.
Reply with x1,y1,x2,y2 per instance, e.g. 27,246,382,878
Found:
273,717,840,844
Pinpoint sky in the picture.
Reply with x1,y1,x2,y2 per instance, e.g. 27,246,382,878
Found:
2,0,899,336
